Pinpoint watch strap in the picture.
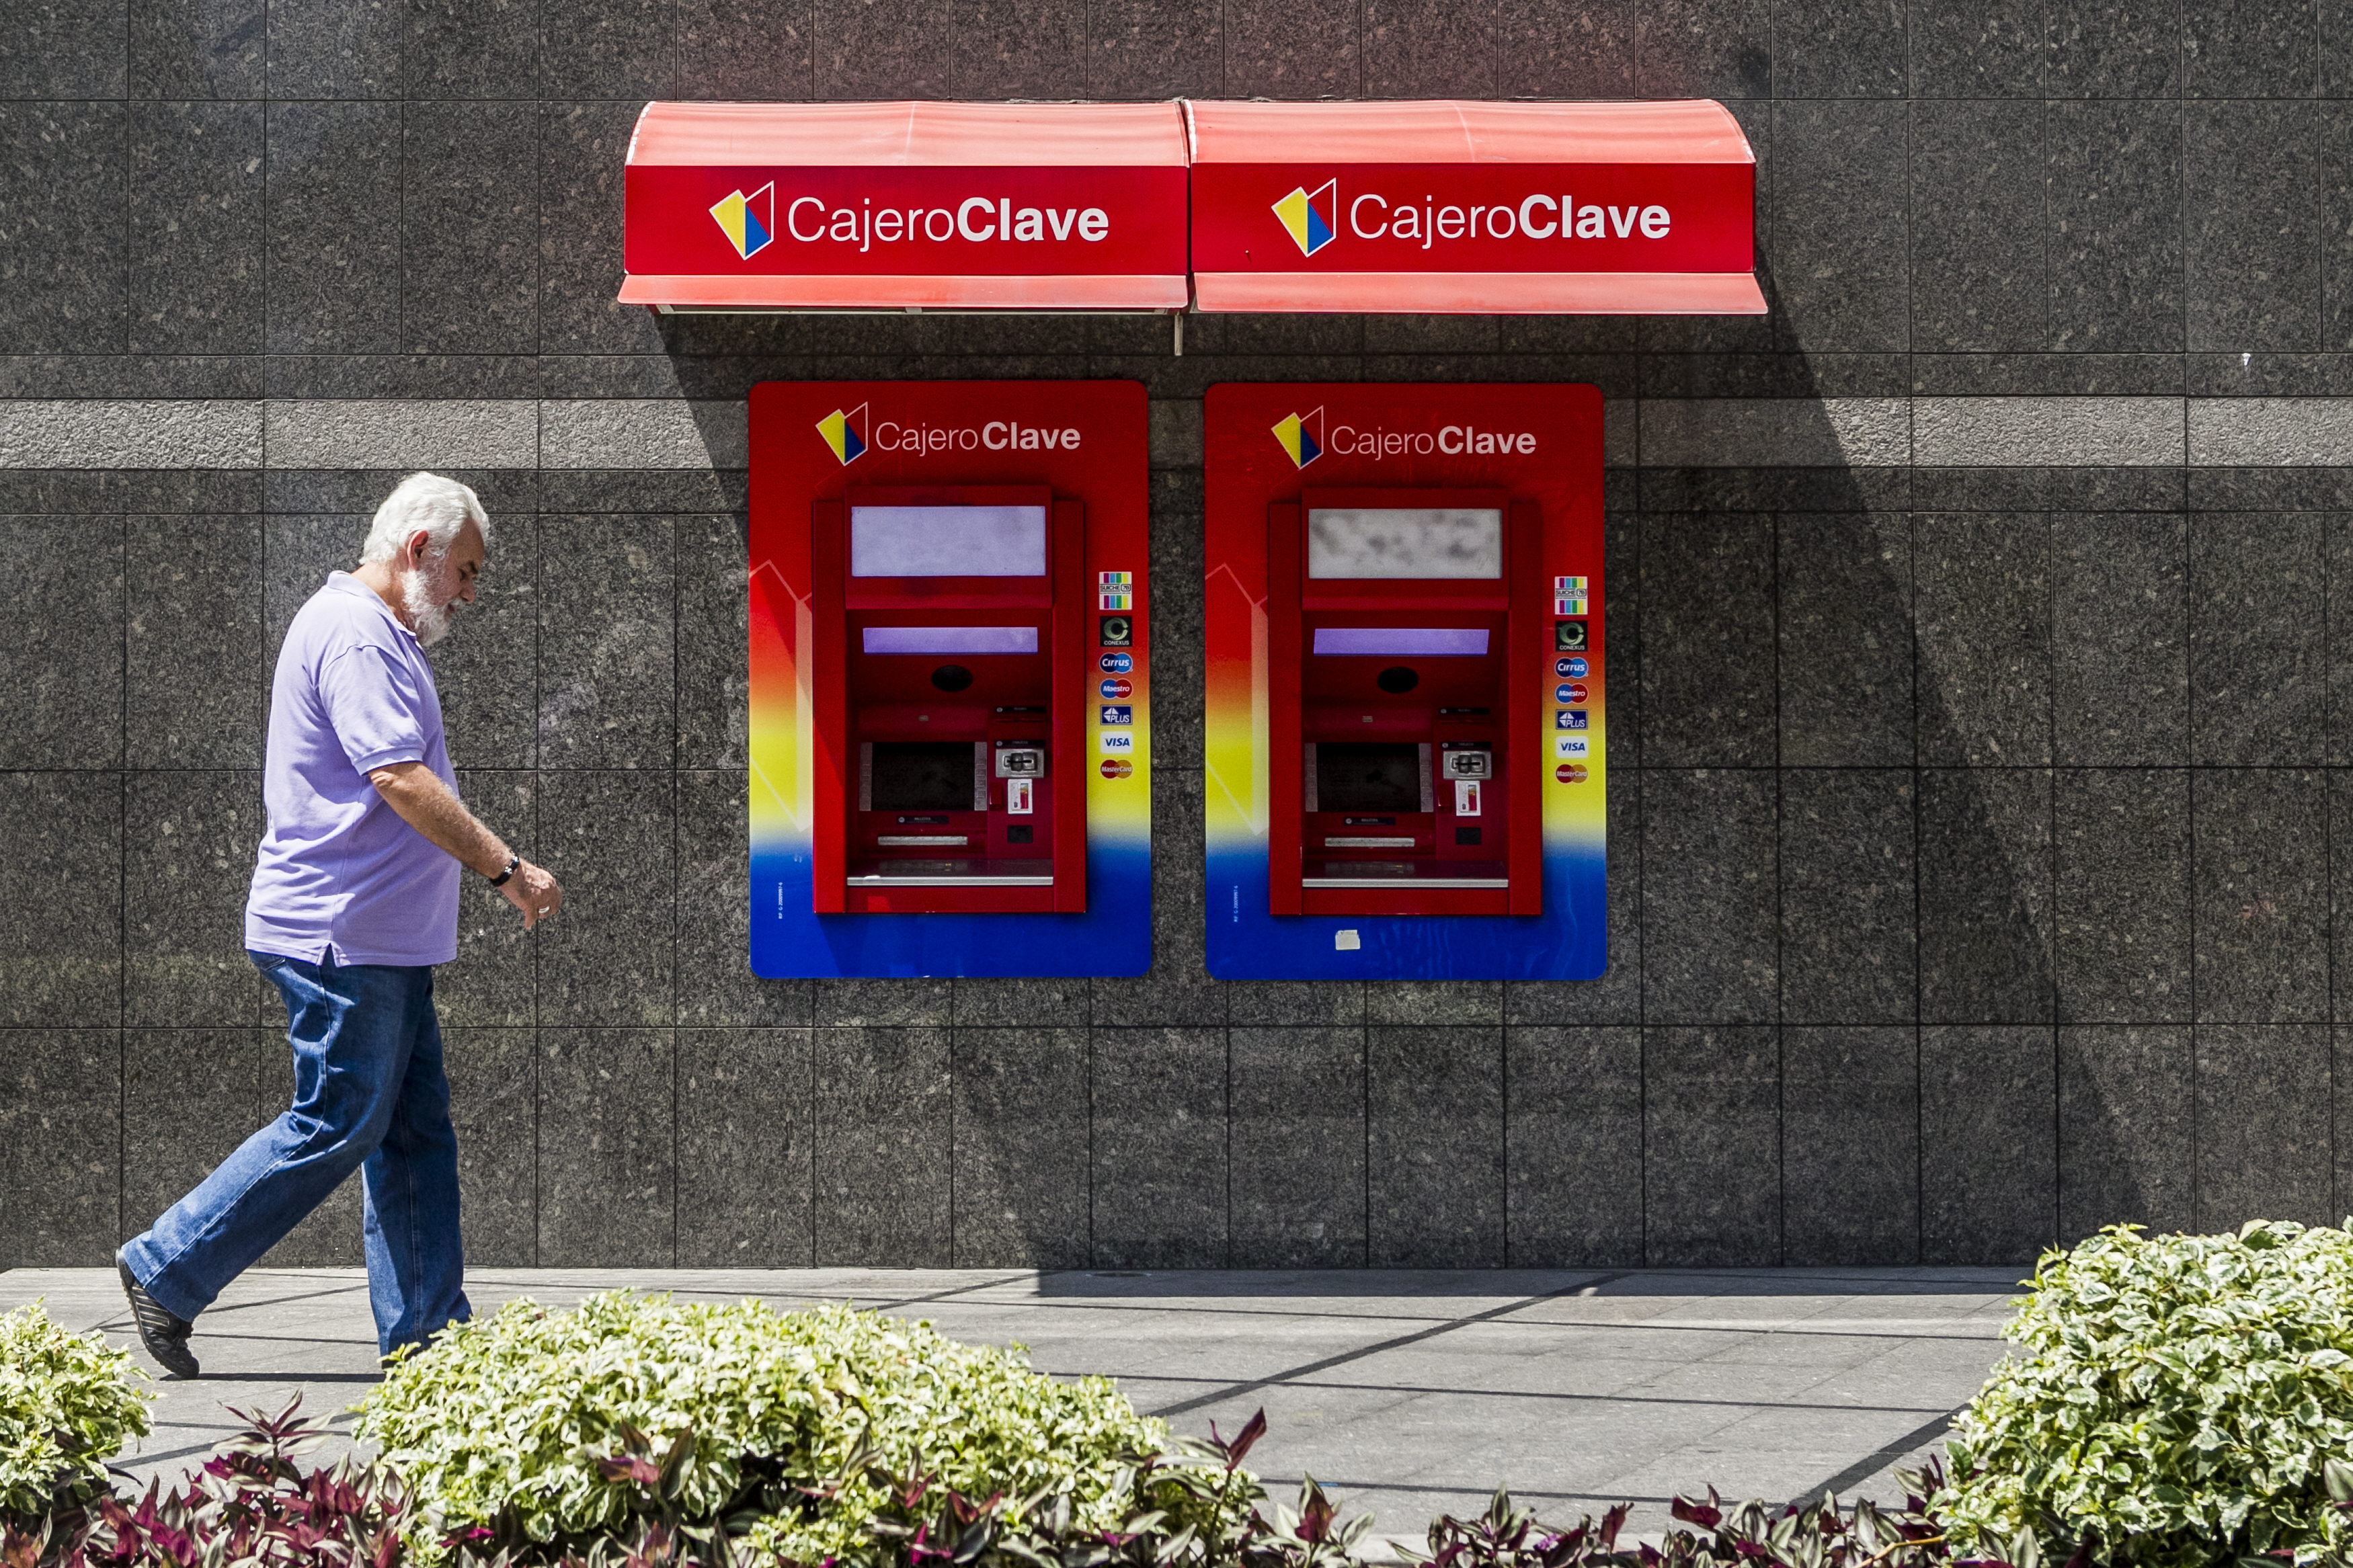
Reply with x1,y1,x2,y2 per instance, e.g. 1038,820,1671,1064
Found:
487,855,520,886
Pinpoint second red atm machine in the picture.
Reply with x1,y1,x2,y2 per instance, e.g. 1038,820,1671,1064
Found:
748,382,1152,977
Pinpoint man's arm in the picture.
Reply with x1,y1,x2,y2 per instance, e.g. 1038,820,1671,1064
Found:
368,761,564,929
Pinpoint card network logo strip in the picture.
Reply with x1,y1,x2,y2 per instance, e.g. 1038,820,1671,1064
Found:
816,403,867,464
1272,179,1337,257
1271,407,1323,468
711,182,776,259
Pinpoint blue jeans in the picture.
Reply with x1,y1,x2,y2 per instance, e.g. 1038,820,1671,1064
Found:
122,952,471,1356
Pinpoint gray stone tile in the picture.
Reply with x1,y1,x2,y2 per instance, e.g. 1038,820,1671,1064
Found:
2191,514,2326,765
1090,1028,1226,1268
1504,768,1641,1026
816,0,1079,95
264,102,400,354
260,513,360,648
1642,769,1776,1025
2328,114,2353,347
0,517,122,770
438,770,536,1028
128,101,263,356
538,0,672,95
1227,983,1365,1027
124,770,265,1028
266,0,399,94
0,470,260,515
538,1028,676,1267
2055,768,2191,1024
677,513,748,770
0,0,127,95
1783,1027,1918,1266
2052,512,2186,766
1771,100,1907,354
438,513,539,770
407,0,536,96
1773,0,1905,94
1910,101,2046,352
2046,101,2185,353
126,514,264,769
536,770,674,1026
679,770,809,1028
1780,770,1916,1024
1095,768,1219,1024
0,1030,121,1267
1916,513,2051,766
815,979,949,1028
2195,1024,2332,1229
1907,0,2042,93
2186,0,2316,93
680,0,813,98
539,514,675,768
1228,1027,1365,1268
1084,0,1218,95
1920,1025,2056,1264
2194,770,2327,1023
1497,0,1639,95
1919,768,2055,1024
1506,1026,1641,1266
1366,983,1502,1026
2057,1025,2191,1241
1778,513,1912,767
1643,1025,1781,1268
537,104,662,356
443,1026,536,1267
0,774,122,1027
1636,0,1771,97
132,0,265,94
1363,0,1497,95
2187,103,2321,352
2049,0,2184,92
1639,512,1774,768
952,978,1088,1028
121,1030,261,1249
402,104,536,356
1367,1026,1503,1267
1224,0,1359,96
679,1027,813,1266
951,1028,1088,1267
814,1027,951,1266
0,104,126,356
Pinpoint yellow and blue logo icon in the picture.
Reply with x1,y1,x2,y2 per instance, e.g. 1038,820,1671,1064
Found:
1272,178,1337,257
709,181,775,260
1271,407,1324,468
815,403,868,464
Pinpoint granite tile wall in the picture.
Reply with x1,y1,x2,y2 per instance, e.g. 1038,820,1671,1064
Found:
6,0,2353,1272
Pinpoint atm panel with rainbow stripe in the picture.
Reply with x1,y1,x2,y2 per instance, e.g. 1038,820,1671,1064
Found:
1204,382,1606,980
748,380,1152,977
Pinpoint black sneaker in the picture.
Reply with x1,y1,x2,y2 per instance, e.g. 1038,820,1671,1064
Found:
116,1252,199,1379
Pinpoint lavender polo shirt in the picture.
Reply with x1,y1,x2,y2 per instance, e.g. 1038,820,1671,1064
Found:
244,573,461,967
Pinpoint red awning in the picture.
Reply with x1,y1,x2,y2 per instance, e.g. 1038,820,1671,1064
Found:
1186,99,1763,315
621,101,1190,311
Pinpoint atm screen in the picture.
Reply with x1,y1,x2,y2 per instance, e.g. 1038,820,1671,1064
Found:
1316,743,1424,813
869,742,980,811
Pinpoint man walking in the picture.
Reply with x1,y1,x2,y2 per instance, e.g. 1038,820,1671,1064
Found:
116,472,562,1377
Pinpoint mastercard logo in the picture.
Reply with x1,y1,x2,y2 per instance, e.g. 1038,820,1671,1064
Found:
1554,763,1589,784
1100,758,1133,779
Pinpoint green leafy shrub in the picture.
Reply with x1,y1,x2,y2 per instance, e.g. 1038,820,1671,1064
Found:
0,1303,151,1520
1940,1220,2353,1567
352,1292,1256,1565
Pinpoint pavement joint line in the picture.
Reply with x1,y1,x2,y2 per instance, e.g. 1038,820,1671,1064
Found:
1783,1411,1960,1508
1103,1370,1956,1416
1261,1477,1681,1507
868,1271,1051,1313
1146,1272,1638,1419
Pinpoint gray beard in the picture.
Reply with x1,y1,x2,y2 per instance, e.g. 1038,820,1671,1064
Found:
399,568,455,647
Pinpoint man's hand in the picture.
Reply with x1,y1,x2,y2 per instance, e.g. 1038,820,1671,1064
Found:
500,861,564,931
367,761,560,931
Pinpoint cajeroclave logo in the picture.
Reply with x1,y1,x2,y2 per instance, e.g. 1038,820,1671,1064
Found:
815,403,869,464
1271,407,1324,468
711,182,776,259
1271,179,1337,257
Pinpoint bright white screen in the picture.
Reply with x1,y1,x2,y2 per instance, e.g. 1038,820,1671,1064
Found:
1308,508,1502,579
862,626,1039,655
852,505,1047,577
1312,627,1490,657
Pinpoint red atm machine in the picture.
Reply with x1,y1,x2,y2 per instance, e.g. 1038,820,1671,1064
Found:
811,486,1086,913
1268,491,1545,917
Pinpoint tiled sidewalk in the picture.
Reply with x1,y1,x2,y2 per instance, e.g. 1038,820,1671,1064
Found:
1,1266,2022,1550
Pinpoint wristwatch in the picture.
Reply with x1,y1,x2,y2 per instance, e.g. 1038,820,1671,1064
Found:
487,855,520,886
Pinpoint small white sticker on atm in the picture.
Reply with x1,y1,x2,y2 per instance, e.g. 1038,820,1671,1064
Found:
1100,732,1135,754
1554,735,1591,759
1006,778,1033,815
1455,780,1481,817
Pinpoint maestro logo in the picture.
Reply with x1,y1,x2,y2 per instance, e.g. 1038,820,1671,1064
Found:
1270,407,1324,468
1272,178,1337,257
709,181,775,260
815,403,869,464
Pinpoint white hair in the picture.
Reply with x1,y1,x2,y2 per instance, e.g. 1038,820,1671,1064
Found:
359,472,490,565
